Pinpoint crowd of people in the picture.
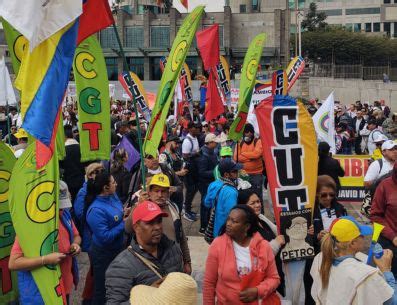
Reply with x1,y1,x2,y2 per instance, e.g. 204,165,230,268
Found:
2,97,397,305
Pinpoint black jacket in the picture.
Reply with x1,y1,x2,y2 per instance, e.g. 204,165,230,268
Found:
105,235,183,305
352,117,366,134
318,155,345,190
312,200,347,253
111,166,132,204
197,145,218,184
60,141,86,193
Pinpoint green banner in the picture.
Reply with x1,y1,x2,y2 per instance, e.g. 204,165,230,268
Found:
228,33,266,141
56,115,66,161
73,35,110,162
144,6,204,157
1,19,27,74
9,143,63,305
0,142,18,304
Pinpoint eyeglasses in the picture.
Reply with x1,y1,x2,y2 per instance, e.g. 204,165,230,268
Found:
319,192,335,199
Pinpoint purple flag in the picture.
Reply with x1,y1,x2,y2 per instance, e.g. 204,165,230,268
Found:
112,136,140,172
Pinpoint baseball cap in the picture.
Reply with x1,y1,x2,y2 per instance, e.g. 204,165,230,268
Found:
132,201,168,225
216,117,227,125
205,133,219,143
59,181,72,209
166,135,181,144
329,216,373,242
149,173,170,188
14,128,28,139
382,140,397,151
220,146,233,157
219,159,243,175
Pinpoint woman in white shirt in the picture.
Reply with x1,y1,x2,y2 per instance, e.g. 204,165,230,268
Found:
310,216,396,305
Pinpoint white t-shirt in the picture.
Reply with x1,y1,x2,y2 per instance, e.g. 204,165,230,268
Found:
364,158,394,182
182,134,199,155
233,241,252,277
367,129,384,155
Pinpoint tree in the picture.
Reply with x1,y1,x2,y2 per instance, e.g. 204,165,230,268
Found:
301,2,327,32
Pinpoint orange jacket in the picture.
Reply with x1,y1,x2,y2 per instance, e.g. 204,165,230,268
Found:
234,139,264,175
203,232,280,305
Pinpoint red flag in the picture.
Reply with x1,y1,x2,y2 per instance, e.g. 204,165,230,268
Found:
180,0,188,9
77,0,114,45
196,24,220,70
205,70,224,121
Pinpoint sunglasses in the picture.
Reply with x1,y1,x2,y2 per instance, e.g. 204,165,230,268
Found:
319,192,335,199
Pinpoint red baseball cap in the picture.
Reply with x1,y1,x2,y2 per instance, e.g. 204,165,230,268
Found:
132,201,168,225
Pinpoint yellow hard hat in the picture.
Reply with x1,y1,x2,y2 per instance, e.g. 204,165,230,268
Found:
148,173,170,188
14,128,28,139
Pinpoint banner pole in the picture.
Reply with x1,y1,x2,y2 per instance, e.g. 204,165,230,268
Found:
111,22,146,190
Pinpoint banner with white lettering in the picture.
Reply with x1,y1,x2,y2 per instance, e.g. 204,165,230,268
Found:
256,95,318,261
334,155,370,201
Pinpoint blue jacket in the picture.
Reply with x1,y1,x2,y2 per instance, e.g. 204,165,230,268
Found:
86,194,125,251
197,145,218,184
74,183,92,252
204,180,238,237
17,271,44,305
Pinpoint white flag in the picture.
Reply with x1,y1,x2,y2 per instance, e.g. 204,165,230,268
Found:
0,57,17,106
0,0,82,51
247,83,272,136
312,92,335,153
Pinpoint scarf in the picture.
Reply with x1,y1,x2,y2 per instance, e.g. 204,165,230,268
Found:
220,176,237,188
60,209,79,288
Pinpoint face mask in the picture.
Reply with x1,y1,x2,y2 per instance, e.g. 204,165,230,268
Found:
244,136,252,143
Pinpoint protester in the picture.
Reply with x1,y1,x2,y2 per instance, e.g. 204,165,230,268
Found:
335,122,352,154
312,175,347,253
383,113,397,140
181,121,201,221
60,125,86,203
317,142,345,192
360,118,386,155
234,123,264,199
198,133,219,234
132,173,192,274
310,216,396,305
3,125,18,146
130,272,198,305
105,201,184,304
352,109,366,154
9,181,81,305
203,205,281,304
370,162,397,278
238,189,286,296
213,146,234,179
12,127,28,158
110,148,132,203
159,135,187,180
204,158,241,238
85,171,129,305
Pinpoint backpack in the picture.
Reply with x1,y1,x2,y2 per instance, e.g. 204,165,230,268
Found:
361,159,384,217
204,184,227,244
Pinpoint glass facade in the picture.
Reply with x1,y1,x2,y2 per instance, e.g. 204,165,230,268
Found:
125,27,144,48
319,9,342,16
150,26,170,48
384,22,391,36
100,27,118,49
373,22,380,32
185,57,198,79
240,4,246,13
105,57,118,81
127,57,144,80
150,57,162,80
353,23,362,32
365,23,372,32
345,7,381,15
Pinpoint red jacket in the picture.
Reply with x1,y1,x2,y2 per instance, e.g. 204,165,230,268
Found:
203,232,280,305
370,176,397,241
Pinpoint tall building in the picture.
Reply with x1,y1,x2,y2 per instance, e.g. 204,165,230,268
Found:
101,1,290,81
290,0,397,38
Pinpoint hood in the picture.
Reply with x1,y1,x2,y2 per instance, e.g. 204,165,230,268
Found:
205,179,225,206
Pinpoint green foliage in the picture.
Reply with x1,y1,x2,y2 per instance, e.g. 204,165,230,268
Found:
301,2,327,32
300,28,397,65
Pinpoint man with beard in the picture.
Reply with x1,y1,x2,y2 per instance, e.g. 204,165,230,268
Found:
234,123,264,199
159,135,188,180
106,201,183,305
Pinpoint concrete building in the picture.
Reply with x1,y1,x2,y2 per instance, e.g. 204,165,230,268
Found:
101,1,290,81
290,0,397,38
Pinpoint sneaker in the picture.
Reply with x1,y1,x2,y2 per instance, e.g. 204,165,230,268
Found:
183,211,197,222
198,228,206,236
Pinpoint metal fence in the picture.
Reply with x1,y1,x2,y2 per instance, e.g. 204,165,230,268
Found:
309,63,397,81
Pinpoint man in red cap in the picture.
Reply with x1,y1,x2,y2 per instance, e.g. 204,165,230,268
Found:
105,201,184,305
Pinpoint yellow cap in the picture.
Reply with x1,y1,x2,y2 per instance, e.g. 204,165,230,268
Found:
14,128,28,139
149,173,170,188
330,216,372,242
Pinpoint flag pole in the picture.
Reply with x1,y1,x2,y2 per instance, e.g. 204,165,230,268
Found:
111,22,146,190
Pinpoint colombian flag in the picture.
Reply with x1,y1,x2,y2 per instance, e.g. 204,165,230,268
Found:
15,22,78,148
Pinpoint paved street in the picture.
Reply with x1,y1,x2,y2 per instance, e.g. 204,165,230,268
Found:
71,190,365,305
